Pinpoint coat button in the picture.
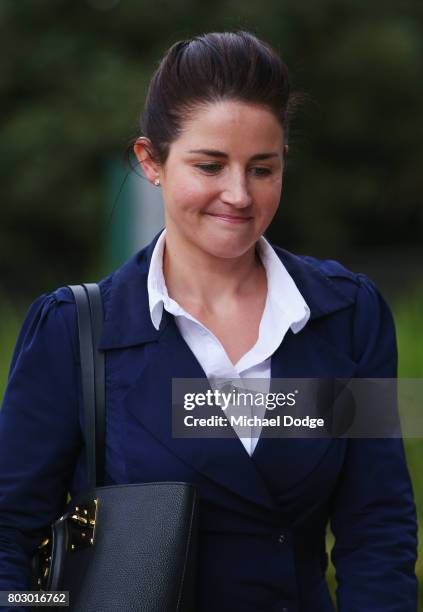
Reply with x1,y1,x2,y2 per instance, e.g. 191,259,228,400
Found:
277,533,286,544
281,608,288,612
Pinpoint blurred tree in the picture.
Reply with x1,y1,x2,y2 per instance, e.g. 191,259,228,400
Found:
0,0,422,299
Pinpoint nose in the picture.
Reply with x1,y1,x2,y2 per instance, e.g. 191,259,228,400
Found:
220,168,253,209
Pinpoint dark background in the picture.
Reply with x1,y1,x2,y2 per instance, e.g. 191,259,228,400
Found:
1,0,422,301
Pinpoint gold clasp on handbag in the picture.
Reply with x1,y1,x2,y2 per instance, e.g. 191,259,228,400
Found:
36,537,52,587
68,498,98,549
34,498,98,590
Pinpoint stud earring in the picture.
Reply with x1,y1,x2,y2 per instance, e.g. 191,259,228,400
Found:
154,177,160,186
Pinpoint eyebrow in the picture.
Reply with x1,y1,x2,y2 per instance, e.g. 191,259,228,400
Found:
187,149,280,161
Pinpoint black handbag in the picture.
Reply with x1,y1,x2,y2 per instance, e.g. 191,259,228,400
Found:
31,283,198,611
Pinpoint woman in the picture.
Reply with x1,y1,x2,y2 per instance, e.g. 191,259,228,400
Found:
0,30,418,611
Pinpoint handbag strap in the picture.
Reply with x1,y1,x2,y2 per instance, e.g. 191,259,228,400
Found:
67,283,105,489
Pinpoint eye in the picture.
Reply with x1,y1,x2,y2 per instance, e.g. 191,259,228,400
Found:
194,163,222,174
250,167,272,177
193,163,273,177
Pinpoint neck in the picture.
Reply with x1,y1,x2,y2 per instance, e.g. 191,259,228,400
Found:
162,230,265,312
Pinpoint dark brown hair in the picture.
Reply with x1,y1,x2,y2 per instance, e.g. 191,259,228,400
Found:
127,30,296,166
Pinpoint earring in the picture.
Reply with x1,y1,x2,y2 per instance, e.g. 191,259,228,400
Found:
154,177,160,186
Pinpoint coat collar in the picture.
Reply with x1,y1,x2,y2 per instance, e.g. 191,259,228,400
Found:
98,229,355,350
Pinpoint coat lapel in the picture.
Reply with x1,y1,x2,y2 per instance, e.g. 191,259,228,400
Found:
251,325,358,491
120,312,278,511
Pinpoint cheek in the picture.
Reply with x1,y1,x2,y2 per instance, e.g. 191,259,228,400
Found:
253,184,281,215
167,179,216,215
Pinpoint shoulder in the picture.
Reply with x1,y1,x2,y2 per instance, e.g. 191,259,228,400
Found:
271,244,397,374
301,252,388,313
271,243,387,315
11,271,116,369
14,244,151,363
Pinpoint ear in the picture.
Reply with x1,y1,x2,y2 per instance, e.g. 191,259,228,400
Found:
133,137,161,185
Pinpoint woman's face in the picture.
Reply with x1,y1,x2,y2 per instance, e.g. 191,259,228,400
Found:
136,100,286,260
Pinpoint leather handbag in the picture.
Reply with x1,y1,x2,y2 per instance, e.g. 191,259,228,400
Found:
31,283,198,611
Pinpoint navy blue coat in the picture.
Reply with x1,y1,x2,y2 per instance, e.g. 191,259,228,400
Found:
0,231,418,611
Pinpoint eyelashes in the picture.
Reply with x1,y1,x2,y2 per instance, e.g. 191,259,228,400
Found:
194,163,272,177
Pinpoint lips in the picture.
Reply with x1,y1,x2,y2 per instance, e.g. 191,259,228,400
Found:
205,213,252,223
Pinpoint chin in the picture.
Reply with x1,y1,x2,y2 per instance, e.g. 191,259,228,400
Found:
197,238,254,260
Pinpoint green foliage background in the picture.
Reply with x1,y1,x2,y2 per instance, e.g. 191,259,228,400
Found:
0,0,422,607
0,0,422,298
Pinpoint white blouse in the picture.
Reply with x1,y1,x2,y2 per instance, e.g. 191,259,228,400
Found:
147,229,310,456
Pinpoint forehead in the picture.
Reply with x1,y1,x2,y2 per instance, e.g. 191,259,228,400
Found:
174,100,284,153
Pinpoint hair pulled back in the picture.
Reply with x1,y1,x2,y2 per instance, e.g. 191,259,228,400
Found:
130,30,295,165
